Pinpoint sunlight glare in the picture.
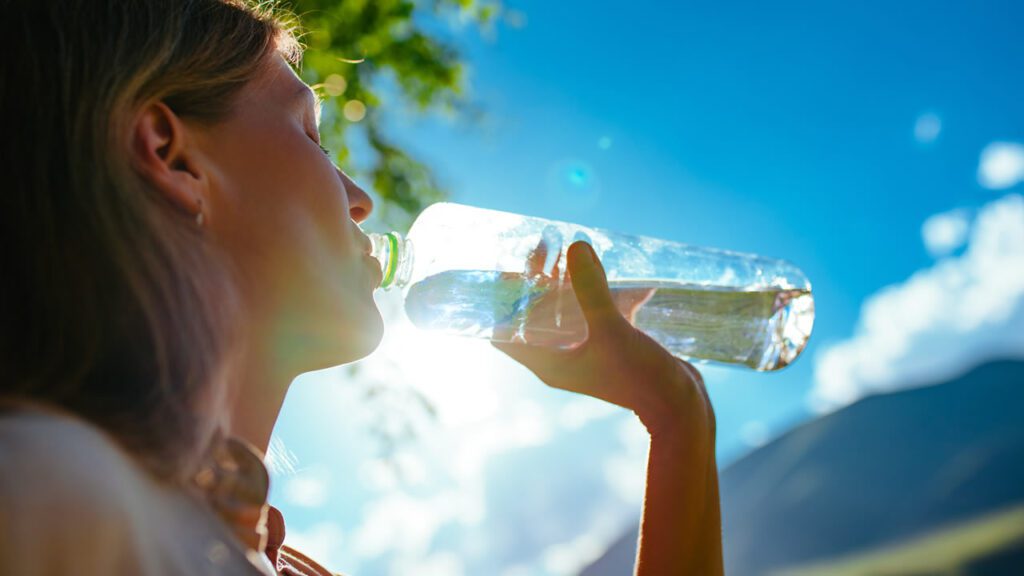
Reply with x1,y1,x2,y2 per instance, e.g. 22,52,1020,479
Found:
344,99,367,122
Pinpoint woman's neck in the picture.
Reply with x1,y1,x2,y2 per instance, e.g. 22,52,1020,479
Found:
225,330,298,455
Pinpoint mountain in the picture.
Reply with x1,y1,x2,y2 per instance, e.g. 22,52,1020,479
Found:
579,360,1024,576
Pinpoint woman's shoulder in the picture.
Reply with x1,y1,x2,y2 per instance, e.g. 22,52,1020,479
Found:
0,409,270,575
0,410,141,571
0,408,141,484
0,409,151,517
0,410,166,570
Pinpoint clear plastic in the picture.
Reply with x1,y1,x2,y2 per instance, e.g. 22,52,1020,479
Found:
370,203,814,371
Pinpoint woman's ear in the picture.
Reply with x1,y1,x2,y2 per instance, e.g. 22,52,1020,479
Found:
131,101,209,219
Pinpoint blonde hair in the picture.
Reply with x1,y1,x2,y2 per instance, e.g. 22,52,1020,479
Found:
0,0,300,482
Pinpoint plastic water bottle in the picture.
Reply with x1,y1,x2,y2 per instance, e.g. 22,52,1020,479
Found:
369,203,814,371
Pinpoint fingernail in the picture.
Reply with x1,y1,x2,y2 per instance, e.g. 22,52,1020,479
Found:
573,242,595,266
572,233,596,264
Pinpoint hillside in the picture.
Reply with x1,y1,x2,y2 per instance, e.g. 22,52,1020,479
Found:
580,360,1024,575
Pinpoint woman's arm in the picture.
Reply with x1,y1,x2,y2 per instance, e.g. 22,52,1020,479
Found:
494,241,723,575
638,418,722,574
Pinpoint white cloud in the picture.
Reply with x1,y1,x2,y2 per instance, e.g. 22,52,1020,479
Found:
558,396,621,430
739,420,770,447
914,112,942,144
812,193,1024,411
392,551,465,576
538,487,632,576
602,417,649,504
285,522,345,571
978,142,1024,189
451,399,551,482
921,208,970,257
351,491,471,559
500,565,534,576
282,468,330,508
542,532,607,575
356,451,430,492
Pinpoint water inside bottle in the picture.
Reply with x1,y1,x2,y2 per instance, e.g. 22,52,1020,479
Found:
403,270,814,371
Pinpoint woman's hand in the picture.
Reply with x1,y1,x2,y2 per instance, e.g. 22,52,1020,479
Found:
493,240,723,575
492,240,714,440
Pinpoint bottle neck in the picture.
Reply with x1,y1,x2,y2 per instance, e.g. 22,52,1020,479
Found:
368,231,412,290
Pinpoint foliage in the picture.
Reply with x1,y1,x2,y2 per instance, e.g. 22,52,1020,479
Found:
279,0,507,229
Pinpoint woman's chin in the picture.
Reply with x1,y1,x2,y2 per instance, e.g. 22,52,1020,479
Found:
333,308,386,364
349,309,385,360
289,307,385,374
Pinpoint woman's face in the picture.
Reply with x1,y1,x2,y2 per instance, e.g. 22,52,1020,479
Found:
194,54,383,372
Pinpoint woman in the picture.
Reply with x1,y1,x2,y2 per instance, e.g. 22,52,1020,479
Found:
0,1,722,574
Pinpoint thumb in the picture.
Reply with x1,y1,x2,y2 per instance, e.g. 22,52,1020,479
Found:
567,241,625,334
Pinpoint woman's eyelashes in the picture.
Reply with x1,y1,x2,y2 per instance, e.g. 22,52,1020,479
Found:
305,121,328,156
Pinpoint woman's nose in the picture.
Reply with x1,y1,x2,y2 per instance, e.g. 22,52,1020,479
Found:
338,169,374,223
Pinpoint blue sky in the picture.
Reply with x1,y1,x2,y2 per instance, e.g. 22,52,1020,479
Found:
269,2,1024,574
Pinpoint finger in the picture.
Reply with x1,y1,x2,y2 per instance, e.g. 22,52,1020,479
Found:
567,241,625,333
525,239,548,276
617,287,657,324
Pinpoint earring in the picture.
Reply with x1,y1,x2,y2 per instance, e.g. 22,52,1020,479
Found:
195,198,205,228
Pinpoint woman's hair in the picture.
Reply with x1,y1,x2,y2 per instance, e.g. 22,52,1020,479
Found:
0,0,300,481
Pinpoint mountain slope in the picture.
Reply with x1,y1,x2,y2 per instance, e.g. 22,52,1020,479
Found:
579,360,1024,576
774,504,1024,576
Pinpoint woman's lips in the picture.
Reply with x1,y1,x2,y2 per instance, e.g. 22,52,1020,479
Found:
365,254,384,288
358,232,373,255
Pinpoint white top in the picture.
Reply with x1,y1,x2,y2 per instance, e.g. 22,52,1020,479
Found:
0,410,273,575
